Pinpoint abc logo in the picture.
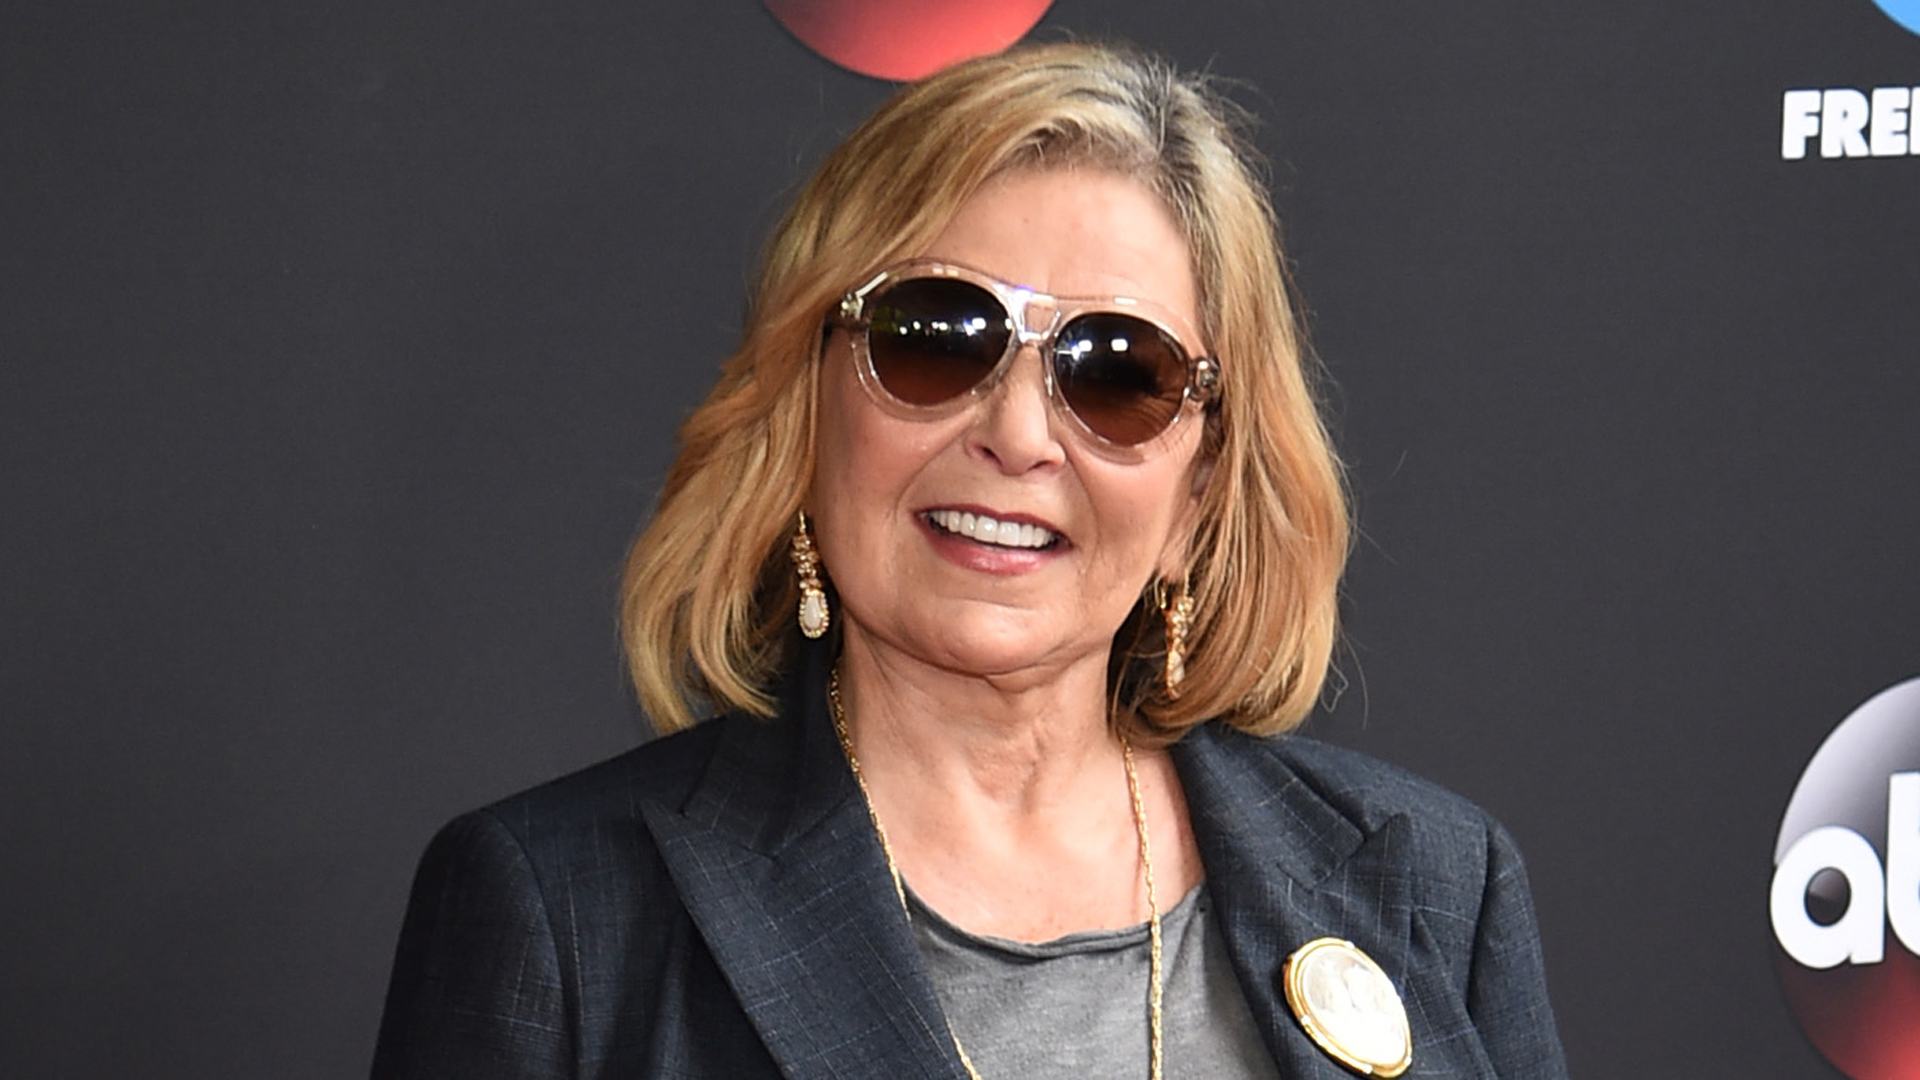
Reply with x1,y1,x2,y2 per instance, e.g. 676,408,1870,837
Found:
1770,677,1920,1080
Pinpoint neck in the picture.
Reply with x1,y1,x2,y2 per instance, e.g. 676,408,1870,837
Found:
834,627,1124,812
830,629,1199,942
826,654,1171,1080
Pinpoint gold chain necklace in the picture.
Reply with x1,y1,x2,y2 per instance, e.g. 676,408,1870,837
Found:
827,670,1164,1080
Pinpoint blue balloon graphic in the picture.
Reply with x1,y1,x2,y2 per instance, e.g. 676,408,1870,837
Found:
1871,0,1920,34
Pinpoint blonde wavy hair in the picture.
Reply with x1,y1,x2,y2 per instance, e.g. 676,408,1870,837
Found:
620,41,1348,743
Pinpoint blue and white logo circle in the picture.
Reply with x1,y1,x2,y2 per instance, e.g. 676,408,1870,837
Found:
1870,0,1920,36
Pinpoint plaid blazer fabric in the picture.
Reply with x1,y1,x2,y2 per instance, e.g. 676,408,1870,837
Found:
373,649,1568,1079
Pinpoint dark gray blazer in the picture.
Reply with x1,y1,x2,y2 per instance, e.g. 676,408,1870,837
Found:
372,654,1567,1079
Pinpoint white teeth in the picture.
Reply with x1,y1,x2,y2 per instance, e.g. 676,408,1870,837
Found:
926,509,1057,549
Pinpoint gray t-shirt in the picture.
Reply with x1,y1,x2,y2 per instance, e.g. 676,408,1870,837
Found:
907,883,1283,1080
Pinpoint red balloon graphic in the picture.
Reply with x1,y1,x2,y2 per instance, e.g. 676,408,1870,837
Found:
764,0,1055,81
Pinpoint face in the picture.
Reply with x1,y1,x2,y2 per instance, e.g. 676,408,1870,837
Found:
809,167,1211,684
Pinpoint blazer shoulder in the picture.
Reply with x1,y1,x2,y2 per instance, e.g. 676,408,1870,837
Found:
1176,725,1565,1075
1186,724,1524,884
1271,733,1499,834
479,715,731,831
379,716,791,1078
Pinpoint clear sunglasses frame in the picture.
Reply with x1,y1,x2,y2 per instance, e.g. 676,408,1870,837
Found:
830,259,1221,458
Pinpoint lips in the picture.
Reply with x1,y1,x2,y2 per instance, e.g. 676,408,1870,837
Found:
923,508,1061,550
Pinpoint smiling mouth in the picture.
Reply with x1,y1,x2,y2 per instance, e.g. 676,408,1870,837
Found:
924,509,1061,550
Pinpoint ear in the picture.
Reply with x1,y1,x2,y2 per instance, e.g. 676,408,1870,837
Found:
1157,450,1216,579
1189,452,1217,497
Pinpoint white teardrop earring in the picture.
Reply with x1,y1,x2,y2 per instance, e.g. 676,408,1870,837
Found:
791,512,830,639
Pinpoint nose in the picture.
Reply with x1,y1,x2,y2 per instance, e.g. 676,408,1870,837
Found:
965,344,1067,475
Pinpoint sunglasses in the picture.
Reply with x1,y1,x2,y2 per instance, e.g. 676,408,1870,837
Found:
830,260,1220,450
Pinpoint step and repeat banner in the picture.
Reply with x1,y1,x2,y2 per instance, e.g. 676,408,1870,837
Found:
5,1,1918,1077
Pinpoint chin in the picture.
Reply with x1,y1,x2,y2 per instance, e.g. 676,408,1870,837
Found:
905,612,1103,683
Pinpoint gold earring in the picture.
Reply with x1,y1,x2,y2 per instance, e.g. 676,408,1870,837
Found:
792,512,830,639
1161,575,1194,697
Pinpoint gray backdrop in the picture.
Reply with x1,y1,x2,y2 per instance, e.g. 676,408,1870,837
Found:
6,1,1919,1076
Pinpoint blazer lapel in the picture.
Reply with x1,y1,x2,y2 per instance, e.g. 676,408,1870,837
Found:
640,652,968,1080
1173,726,1416,1079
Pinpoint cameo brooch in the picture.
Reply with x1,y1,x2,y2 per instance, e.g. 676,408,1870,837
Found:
1281,938,1413,1077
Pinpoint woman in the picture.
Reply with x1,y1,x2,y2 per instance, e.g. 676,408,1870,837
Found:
373,42,1567,1080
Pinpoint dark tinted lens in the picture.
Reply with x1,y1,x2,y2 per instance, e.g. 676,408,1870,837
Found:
1053,313,1189,444
865,277,1012,406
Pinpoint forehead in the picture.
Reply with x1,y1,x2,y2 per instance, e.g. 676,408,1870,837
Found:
917,168,1200,331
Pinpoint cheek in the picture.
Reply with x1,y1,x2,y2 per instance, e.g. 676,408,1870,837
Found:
814,344,891,498
1086,443,1204,571
812,371,880,539
810,353,951,558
